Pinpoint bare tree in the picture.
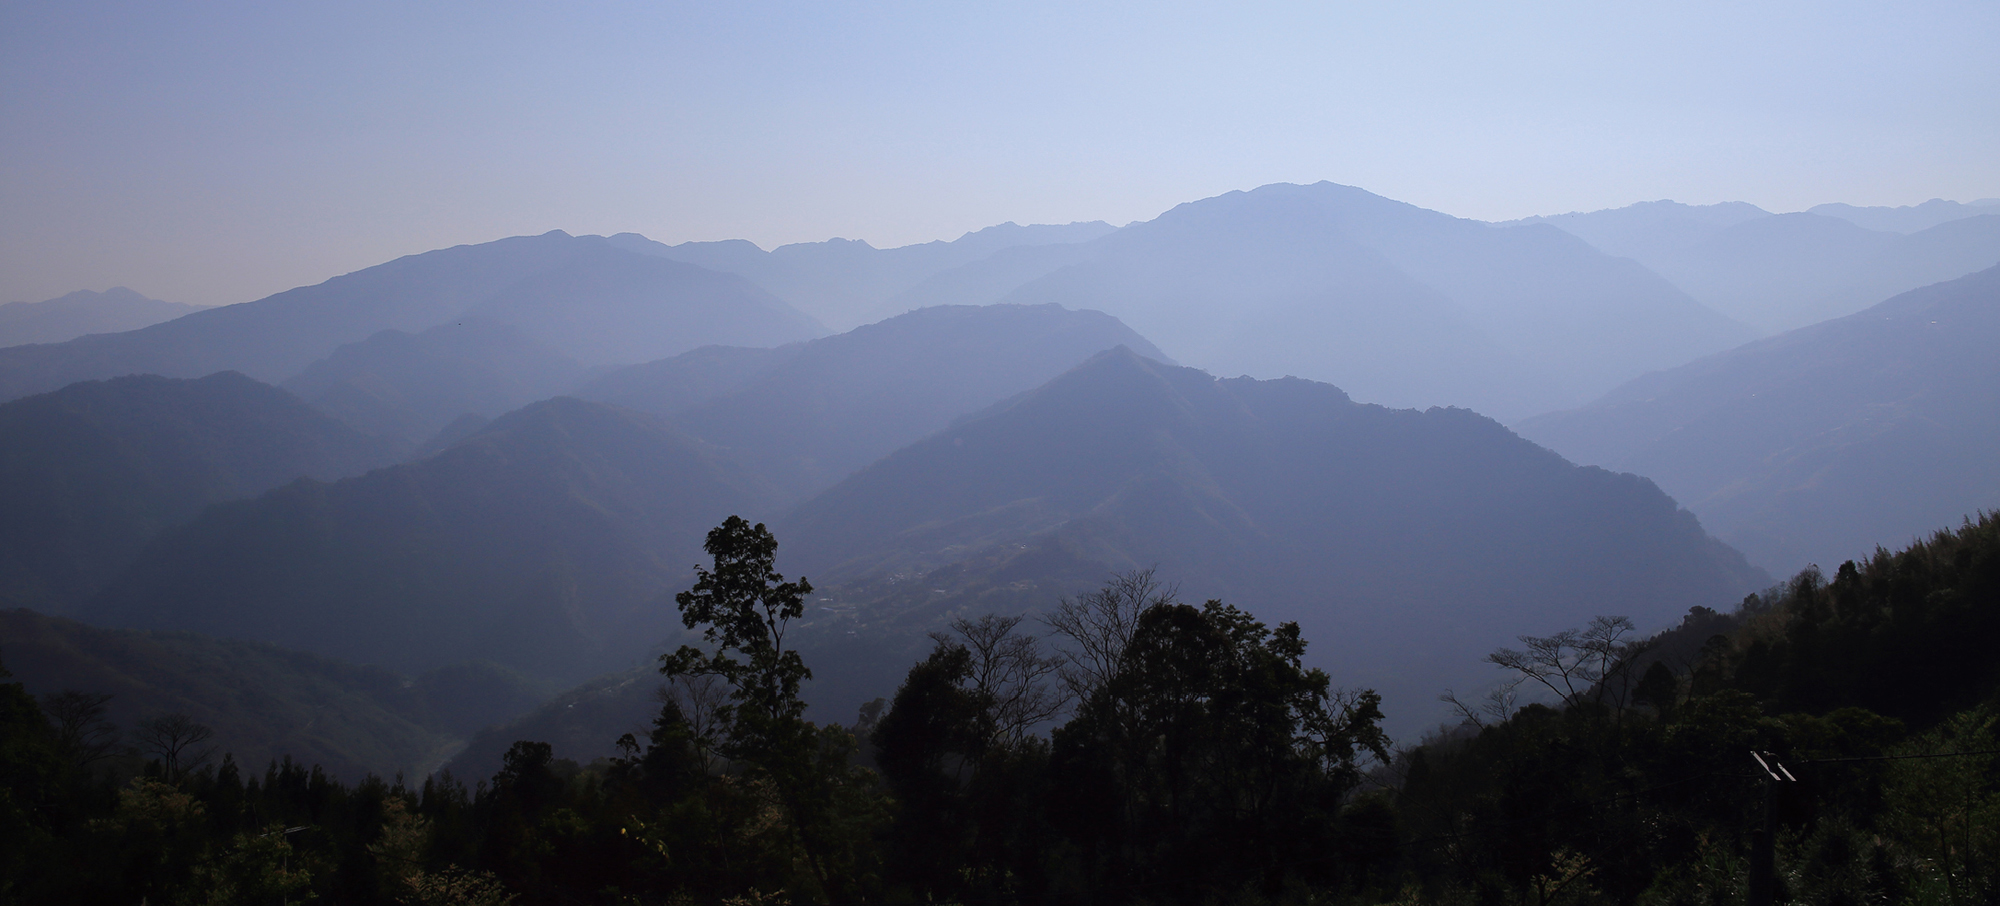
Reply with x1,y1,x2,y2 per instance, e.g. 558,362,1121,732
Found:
134,713,215,780
935,613,1068,744
1485,615,1654,714
1045,568,1178,702
658,672,733,771
41,690,123,768
1439,682,1520,730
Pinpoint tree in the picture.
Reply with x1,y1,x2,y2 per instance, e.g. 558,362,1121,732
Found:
41,690,121,770
134,713,214,781
1045,568,1177,702
1487,615,1653,714
936,613,1067,749
873,616,1065,899
1050,595,1389,901
660,515,814,759
658,516,883,902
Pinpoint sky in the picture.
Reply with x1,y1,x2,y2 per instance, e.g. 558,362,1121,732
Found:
3,0,1997,307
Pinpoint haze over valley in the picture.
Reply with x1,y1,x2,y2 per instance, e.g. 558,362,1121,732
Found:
4,4,1997,900
6,180,1998,756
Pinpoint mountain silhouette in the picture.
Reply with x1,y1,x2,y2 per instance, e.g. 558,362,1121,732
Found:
995,182,1752,419
0,372,399,612
1507,200,1773,261
0,232,822,403
583,303,1170,501
1641,213,1904,331
780,347,1768,728
1520,203,2000,332
83,397,780,684
1808,198,2000,233
282,320,590,447
570,343,802,418
609,220,1118,330
1516,264,2000,575
0,288,203,348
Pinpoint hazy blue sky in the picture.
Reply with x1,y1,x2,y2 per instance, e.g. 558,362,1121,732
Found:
3,0,1996,306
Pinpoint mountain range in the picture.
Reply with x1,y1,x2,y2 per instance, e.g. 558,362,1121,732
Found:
580,303,1171,501
609,220,1118,330
281,320,592,448
1517,264,2000,576
67,304,1174,682
83,396,778,684
0,372,399,612
776,347,1767,727
0,232,821,404
0,288,204,348
9,180,1996,771
1516,201,2000,332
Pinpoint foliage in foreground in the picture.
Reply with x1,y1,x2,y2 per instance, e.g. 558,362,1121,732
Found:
2,512,1997,905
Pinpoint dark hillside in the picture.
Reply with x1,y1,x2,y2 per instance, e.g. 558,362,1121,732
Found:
0,609,490,781
1517,264,2000,575
0,372,398,611
782,348,1767,729
83,398,778,683
1392,512,2000,903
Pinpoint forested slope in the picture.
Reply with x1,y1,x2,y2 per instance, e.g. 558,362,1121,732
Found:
0,372,398,611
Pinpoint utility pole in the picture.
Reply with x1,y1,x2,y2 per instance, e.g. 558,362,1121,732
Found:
1749,751,1796,906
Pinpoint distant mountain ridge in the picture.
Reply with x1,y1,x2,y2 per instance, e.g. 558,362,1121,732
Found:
282,320,592,447
989,182,1752,419
1515,264,2000,575
1808,198,2000,233
581,303,1172,501
0,232,822,403
610,220,1118,330
1513,201,2000,332
0,288,204,348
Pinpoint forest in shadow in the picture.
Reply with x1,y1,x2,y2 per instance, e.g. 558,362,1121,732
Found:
6,511,1997,905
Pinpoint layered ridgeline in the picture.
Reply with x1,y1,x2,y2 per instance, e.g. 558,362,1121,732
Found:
1,609,546,780
1516,264,2000,577
1808,197,2000,233
73,304,1166,691
612,182,1750,420
984,182,1752,420
282,319,591,448
0,372,399,612
609,220,1118,330
577,303,1172,500
83,397,780,685
778,347,1768,731
0,232,822,403
0,287,203,347
1515,200,2000,332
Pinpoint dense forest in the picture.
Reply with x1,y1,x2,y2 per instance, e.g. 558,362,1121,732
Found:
4,511,1997,905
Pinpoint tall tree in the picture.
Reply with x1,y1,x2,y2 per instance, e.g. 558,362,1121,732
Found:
659,516,882,902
